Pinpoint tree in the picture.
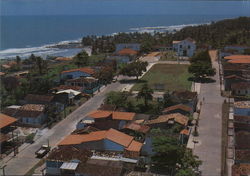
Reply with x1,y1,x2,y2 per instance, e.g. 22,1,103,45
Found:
163,91,174,107
94,66,114,85
176,150,202,176
151,134,185,173
73,50,89,67
137,83,153,107
140,41,153,53
188,50,216,79
16,56,21,69
2,76,19,95
105,91,129,110
119,61,148,80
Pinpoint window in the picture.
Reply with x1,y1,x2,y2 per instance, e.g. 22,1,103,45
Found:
188,45,190,49
179,45,182,49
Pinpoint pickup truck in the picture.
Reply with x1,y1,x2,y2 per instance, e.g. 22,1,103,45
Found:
35,145,51,158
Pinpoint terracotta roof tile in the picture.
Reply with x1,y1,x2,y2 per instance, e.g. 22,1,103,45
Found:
123,122,150,134
61,67,95,75
112,111,135,121
163,104,192,113
15,104,45,118
224,55,250,60
228,58,250,64
145,113,188,126
117,48,138,56
24,94,54,103
88,110,112,119
125,140,143,152
59,128,135,148
88,110,135,121
58,131,107,145
106,128,134,147
55,57,73,61
0,113,17,129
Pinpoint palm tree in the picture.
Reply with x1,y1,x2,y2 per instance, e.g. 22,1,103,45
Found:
137,83,153,107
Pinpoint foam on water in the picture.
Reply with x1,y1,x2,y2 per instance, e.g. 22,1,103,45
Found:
0,23,206,59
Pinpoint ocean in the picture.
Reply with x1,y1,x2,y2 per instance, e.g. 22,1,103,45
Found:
1,0,250,59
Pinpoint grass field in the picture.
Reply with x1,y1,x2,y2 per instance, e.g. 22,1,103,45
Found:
132,64,192,92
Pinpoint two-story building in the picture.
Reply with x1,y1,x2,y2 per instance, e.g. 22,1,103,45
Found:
172,38,196,57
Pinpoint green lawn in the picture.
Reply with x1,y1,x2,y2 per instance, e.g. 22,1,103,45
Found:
132,64,192,92
160,51,178,61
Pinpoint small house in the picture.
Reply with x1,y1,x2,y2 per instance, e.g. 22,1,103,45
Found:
83,110,136,130
231,82,250,96
172,38,196,57
15,104,46,126
58,128,143,159
61,67,95,80
162,104,193,116
65,77,100,94
145,113,189,129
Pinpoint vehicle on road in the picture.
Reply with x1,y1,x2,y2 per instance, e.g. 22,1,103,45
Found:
35,145,51,158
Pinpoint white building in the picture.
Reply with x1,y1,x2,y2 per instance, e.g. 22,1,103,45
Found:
172,38,196,57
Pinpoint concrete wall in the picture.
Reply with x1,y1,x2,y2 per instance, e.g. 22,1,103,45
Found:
21,113,46,125
78,139,124,151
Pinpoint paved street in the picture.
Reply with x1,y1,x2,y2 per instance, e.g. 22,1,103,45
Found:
0,82,126,175
0,56,190,175
194,50,225,176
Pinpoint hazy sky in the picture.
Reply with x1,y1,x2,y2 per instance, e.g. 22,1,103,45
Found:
1,0,250,16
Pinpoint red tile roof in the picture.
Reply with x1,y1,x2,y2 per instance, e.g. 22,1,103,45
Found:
87,110,112,119
228,58,250,64
235,131,250,149
145,113,188,126
88,110,135,121
112,111,136,121
224,55,250,60
55,57,73,61
123,122,150,134
61,67,95,75
163,104,192,113
58,128,142,151
0,113,17,129
15,104,45,118
125,140,143,152
117,48,138,56
231,82,250,90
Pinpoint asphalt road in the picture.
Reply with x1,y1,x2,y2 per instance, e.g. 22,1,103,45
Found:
194,50,225,176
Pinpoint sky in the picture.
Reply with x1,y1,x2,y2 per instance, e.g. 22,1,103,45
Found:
1,0,250,16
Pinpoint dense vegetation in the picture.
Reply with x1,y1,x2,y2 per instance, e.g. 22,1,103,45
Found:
82,17,250,53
